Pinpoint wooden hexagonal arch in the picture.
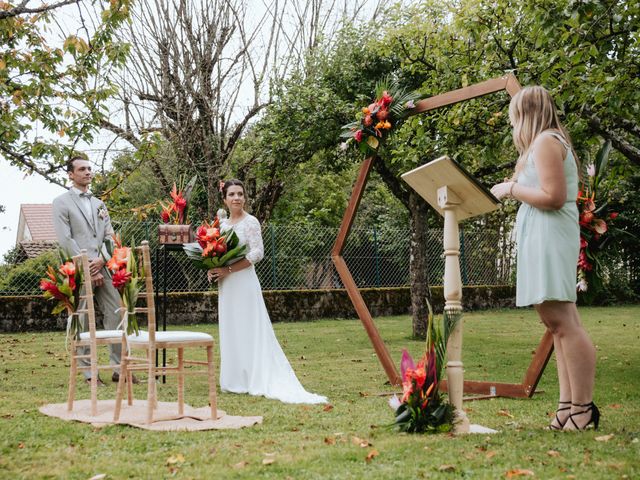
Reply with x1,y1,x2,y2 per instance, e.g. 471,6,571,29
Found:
332,74,554,398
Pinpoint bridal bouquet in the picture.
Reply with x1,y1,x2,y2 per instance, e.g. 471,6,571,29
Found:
341,77,421,154
183,217,247,269
106,235,142,335
40,251,83,339
390,302,456,434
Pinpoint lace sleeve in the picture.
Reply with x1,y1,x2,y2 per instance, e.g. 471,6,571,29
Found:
244,216,264,264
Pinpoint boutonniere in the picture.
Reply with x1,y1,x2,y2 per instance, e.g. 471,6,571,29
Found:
97,206,109,221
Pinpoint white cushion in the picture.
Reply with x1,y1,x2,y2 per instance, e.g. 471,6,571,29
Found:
79,330,123,340
127,330,213,344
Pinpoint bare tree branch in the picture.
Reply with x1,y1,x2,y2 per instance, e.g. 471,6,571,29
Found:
0,0,79,19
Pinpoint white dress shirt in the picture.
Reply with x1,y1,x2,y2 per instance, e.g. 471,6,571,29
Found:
71,186,93,223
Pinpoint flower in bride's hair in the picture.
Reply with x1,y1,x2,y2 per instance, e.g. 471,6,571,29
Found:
219,181,225,192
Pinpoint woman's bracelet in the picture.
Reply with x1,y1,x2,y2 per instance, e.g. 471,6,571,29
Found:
509,182,516,198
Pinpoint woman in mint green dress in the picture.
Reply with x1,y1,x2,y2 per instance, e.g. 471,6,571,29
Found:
491,86,599,431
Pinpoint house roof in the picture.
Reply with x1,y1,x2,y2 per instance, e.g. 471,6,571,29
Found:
18,240,58,259
20,204,56,241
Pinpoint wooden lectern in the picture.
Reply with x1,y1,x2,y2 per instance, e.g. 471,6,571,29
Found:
402,156,500,433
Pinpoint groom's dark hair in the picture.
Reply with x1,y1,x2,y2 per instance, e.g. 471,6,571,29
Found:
66,156,88,173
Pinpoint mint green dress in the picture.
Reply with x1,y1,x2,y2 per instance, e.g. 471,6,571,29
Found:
515,131,580,306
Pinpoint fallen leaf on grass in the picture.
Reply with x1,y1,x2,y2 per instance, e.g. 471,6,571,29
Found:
351,436,371,448
323,404,334,412
262,458,275,466
166,454,185,465
497,409,514,418
608,404,622,409
324,437,336,445
365,449,379,463
546,450,560,457
233,461,248,469
17,442,24,449
486,451,497,459
438,464,456,472
595,434,614,442
88,475,106,480
505,469,534,477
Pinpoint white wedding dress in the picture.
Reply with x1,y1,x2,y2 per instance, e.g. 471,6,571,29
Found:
217,214,327,404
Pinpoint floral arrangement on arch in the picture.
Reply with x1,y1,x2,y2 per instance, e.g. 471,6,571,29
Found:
106,235,142,335
341,77,421,154
160,175,197,224
182,216,247,269
40,251,83,340
389,302,456,434
576,140,618,296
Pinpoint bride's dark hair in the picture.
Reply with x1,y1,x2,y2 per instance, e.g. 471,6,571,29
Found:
221,179,245,198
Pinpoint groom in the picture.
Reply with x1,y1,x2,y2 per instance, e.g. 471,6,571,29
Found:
52,156,136,385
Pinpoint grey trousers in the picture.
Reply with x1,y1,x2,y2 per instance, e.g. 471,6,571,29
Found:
77,267,122,379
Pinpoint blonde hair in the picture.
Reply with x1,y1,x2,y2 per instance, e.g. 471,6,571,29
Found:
509,86,579,179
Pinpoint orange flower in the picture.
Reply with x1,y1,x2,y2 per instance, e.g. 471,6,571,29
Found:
413,366,426,389
59,261,75,277
401,380,413,403
107,247,130,271
202,242,215,258
362,107,370,115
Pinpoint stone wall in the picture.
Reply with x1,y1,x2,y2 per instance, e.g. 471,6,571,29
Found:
0,286,515,333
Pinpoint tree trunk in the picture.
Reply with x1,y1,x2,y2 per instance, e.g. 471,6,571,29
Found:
408,190,432,339
206,163,218,218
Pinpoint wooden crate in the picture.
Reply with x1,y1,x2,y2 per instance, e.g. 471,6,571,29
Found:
158,224,192,244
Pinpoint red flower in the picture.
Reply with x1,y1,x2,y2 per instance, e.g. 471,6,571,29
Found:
111,269,132,290
40,279,66,301
580,237,588,249
380,91,393,107
376,108,389,121
413,366,426,389
609,212,619,220
161,208,170,223
363,115,373,127
354,130,364,142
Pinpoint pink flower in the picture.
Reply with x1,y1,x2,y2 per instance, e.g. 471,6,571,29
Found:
354,130,364,142
586,164,596,177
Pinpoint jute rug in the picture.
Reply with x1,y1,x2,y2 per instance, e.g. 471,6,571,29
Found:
40,399,262,431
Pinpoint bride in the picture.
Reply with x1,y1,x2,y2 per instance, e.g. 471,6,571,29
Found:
207,179,327,404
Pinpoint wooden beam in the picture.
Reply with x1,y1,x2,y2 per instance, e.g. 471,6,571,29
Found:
332,255,401,385
332,156,374,256
522,330,555,397
412,76,510,115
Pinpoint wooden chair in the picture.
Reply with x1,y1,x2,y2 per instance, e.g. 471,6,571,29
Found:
113,241,217,424
67,250,123,416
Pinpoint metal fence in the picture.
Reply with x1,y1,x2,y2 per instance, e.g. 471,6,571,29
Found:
0,221,516,296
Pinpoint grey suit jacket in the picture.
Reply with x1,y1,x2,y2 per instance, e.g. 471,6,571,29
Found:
52,189,114,260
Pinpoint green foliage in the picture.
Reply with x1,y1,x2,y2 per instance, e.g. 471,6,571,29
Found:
0,1,132,183
0,250,58,295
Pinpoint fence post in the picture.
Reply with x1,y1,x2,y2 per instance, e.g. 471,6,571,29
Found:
373,226,381,287
270,224,277,289
459,227,468,285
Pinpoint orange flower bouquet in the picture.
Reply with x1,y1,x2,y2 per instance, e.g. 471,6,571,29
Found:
341,77,420,154
576,141,618,296
182,217,247,269
159,175,197,224
106,235,142,335
40,251,83,340
390,303,455,433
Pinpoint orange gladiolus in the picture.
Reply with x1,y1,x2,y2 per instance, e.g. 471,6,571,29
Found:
107,247,130,271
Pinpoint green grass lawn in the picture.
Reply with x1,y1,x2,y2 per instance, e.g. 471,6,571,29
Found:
1,306,639,479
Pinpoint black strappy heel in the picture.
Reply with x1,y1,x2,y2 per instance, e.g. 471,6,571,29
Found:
566,402,600,431
549,401,571,430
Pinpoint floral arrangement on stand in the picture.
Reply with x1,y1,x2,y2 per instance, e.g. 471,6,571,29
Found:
341,77,421,154
389,302,456,434
576,140,618,297
159,175,197,224
106,235,142,335
40,251,83,340
182,217,247,269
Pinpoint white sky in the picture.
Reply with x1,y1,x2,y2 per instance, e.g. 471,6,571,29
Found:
0,164,67,260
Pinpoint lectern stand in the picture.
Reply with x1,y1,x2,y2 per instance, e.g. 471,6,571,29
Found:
402,156,500,434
